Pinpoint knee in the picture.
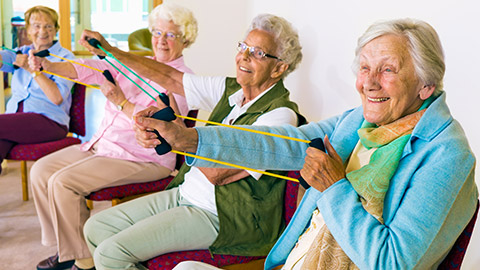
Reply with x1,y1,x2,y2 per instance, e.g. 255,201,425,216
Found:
93,237,137,269
30,157,53,188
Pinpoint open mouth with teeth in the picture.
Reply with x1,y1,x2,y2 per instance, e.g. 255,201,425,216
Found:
368,97,390,102
239,66,252,73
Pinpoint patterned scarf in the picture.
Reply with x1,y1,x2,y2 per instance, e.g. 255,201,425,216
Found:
301,99,433,270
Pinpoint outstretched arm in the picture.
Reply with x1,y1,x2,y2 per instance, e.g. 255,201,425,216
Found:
29,50,78,79
79,29,185,96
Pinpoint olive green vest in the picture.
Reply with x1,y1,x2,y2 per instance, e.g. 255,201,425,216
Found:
167,77,306,256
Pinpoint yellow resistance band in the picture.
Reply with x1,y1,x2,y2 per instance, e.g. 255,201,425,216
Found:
172,150,299,182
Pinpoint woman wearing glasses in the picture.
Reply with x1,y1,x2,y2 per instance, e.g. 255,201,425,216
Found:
27,3,197,270
0,6,74,174
79,13,305,270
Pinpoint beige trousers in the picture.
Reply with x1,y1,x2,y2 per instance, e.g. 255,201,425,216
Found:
30,145,171,262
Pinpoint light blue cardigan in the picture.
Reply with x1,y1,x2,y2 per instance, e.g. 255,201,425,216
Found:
189,92,478,270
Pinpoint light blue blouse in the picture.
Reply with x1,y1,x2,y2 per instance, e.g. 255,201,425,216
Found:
190,92,478,270
1,41,75,127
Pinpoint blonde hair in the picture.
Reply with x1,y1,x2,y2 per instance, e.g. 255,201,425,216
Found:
25,5,59,32
148,3,198,48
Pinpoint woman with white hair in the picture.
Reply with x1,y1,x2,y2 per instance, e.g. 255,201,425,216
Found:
28,3,198,270
80,13,306,270
133,18,478,270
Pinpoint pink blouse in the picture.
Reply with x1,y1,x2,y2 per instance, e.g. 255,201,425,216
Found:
75,56,192,170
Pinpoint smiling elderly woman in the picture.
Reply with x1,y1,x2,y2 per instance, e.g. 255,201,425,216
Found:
135,18,478,270
26,3,199,270
0,6,74,174
79,13,306,270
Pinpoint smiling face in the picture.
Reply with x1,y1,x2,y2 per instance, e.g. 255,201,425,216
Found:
235,29,286,94
355,34,434,126
27,12,56,51
151,19,186,63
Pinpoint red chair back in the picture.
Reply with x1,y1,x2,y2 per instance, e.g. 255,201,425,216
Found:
438,201,479,270
68,84,86,136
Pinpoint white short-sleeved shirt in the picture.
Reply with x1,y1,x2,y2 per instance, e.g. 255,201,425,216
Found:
179,73,298,215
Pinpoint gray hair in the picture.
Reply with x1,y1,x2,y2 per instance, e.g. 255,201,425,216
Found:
353,18,445,93
148,3,198,47
246,14,303,78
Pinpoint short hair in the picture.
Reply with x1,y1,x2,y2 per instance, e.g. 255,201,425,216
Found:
25,5,60,32
353,18,445,93
148,3,198,48
247,14,303,78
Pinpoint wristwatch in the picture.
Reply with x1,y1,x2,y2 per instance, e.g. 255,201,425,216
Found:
31,71,41,78
116,99,128,111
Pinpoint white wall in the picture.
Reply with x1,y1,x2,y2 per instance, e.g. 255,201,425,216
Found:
166,0,480,268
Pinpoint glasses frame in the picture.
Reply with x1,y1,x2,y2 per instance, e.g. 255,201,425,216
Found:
237,41,282,61
150,29,182,41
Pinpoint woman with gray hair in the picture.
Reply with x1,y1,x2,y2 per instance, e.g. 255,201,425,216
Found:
28,3,197,270
133,18,478,269
79,13,306,270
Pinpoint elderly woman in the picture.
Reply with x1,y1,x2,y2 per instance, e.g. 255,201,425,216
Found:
135,18,478,270
80,13,305,270
28,3,197,270
0,6,74,174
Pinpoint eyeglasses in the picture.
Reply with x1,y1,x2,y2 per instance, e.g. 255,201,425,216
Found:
237,41,282,61
150,29,182,41
30,23,55,32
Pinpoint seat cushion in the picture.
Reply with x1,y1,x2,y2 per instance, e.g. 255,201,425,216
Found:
87,176,175,201
6,137,81,161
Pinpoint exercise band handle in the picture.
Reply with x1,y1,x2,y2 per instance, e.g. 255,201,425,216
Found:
103,70,115,85
298,138,325,189
87,38,106,59
150,107,177,155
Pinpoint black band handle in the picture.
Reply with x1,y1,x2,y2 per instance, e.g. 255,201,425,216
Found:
158,93,170,107
103,70,115,85
88,38,105,59
150,107,177,155
33,49,50,57
13,50,22,69
298,138,325,189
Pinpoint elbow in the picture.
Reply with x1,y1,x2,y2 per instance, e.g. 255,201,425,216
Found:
52,97,63,106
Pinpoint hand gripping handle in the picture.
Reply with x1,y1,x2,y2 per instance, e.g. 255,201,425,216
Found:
87,38,106,60
298,138,325,189
150,107,177,155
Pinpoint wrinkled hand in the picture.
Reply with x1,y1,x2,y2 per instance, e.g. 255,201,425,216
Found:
134,106,198,153
28,50,47,72
13,53,31,72
300,136,346,192
78,29,114,56
100,77,125,105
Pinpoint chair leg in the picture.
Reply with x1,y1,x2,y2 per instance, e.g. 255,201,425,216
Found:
86,199,93,210
112,198,121,206
20,161,28,201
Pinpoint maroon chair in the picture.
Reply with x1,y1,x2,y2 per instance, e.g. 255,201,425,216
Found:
143,171,301,270
86,110,198,207
438,200,479,270
6,84,86,201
